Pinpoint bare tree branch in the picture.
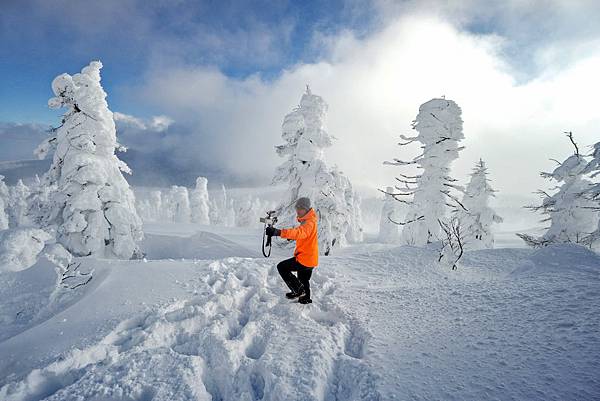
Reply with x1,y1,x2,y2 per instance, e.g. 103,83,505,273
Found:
565,131,579,156
388,214,425,226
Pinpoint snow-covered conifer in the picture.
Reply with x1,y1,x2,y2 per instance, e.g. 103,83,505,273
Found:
0,176,9,230
378,186,400,243
518,132,597,247
224,197,236,227
35,61,143,258
346,188,364,243
383,98,465,246
166,186,191,223
581,141,600,245
190,177,210,225
457,159,503,249
149,190,163,221
135,198,153,222
234,195,256,227
8,179,30,228
273,86,359,254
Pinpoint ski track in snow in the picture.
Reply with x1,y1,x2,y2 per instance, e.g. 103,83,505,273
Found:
0,257,381,401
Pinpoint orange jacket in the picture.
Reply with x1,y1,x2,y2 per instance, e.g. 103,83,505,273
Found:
280,208,319,267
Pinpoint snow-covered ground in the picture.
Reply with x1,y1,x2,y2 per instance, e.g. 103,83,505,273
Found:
1,222,599,400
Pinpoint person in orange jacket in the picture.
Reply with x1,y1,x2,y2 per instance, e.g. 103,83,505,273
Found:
265,197,318,304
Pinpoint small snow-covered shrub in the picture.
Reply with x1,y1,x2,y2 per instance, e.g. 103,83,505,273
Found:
45,243,92,293
0,228,52,272
438,217,465,270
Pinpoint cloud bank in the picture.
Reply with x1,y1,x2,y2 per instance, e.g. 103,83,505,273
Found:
124,13,600,196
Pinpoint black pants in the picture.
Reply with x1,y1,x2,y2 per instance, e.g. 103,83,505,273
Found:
277,257,313,298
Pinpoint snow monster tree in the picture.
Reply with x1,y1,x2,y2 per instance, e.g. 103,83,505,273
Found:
518,132,597,247
384,98,465,246
582,140,600,246
34,61,143,258
378,186,400,243
190,176,210,225
273,86,363,255
457,159,503,249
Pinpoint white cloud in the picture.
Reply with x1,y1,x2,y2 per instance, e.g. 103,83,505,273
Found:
114,112,173,132
129,13,600,202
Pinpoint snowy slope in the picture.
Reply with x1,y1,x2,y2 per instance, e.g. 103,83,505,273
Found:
0,224,599,400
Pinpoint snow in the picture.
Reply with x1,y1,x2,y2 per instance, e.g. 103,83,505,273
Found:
0,221,598,400
0,228,52,272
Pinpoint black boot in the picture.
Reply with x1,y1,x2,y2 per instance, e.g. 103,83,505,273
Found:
285,287,305,299
298,293,312,304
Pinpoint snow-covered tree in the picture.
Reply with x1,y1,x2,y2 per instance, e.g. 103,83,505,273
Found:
457,159,503,249
190,177,210,225
209,184,235,226
273,86,361,254
0,175,9,230
8,179,30,228
149,190,163,219
383,98,465,246
518,132,597,247
346,187,364,243
135,198,152,222
165,186,191,223
0,228,52,272
582,141,600,246
378,186,400,243
224,197,236,227
33,61,143,258
234,195,267,227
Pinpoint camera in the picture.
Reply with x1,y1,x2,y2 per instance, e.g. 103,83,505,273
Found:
260,211,278,257
259,211,278,226
259,217,275,225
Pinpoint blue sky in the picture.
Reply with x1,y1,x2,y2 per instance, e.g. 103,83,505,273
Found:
2,0,599,124
1,0,600,192
0,0,378,123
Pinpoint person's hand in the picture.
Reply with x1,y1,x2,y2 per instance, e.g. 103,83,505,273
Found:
266,226,281,237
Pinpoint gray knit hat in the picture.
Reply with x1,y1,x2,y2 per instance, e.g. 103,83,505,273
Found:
295,197,311,210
